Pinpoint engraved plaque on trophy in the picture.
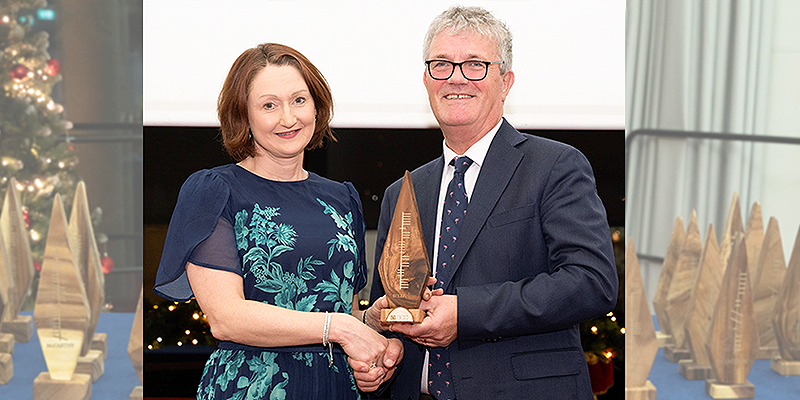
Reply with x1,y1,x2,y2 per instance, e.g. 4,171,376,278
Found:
378,171,430,323
33,194,92,400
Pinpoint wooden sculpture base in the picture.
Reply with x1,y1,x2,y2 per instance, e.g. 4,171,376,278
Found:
91,332,107,360
130,386,143,400
664,345,692,362
625,380,656,400
0,333,14,354
75,350,104,382
770,358,800,375
679,360,712,380
381,307,426,323
755,346,779,360
655,331,673,347
33,372,91,400
1,315,33,343
704,379,754,399
0,353,12,385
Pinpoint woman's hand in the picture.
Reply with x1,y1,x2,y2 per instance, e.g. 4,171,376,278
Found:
331,313,388,370
349,338,404,392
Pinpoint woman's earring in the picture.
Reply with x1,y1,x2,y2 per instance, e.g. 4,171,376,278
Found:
249,128,253,139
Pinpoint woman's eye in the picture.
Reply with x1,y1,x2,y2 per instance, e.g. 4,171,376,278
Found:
295,97,306,105
263,103,275,110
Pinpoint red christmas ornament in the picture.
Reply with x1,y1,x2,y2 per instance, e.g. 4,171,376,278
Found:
22,208,30,228
11,63,29,80
44,59,60,76
34,261,42,271
101,255,114,274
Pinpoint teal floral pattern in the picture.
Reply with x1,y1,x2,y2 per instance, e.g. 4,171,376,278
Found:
181,166,365,399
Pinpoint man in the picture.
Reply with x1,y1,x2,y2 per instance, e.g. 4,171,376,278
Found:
356,6,618,399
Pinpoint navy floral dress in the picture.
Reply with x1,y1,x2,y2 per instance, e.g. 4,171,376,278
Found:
153,164,367,399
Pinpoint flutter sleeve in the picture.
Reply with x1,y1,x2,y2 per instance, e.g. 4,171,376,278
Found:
153,169,240,302
345,182,368,293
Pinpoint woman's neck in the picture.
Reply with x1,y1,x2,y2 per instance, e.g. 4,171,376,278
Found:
238,154,308,182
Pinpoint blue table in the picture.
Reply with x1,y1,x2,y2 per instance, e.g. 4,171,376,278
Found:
649,317,799,399
1,312,140,399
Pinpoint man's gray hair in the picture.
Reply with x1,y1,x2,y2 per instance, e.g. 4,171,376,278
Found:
423,6,513,74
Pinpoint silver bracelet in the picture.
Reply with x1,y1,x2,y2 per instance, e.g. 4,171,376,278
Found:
323,311,333,368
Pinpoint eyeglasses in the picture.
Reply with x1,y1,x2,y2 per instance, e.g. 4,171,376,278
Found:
425,59,504,81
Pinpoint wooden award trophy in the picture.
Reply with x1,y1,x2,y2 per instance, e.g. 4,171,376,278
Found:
33,195,92,400
1,177,36,343
0,241,11,384
69,182,106,381
0,225,16,357
680,224,724,380
652,217,684,347
705,234,757,398
128,288,143,400
770,224,800,375
664,210,702,362
378,172,430,323
752,217,785,360
624,238,658,400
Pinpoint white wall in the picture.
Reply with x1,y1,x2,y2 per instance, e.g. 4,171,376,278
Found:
760,0,800,256
143,0,624,129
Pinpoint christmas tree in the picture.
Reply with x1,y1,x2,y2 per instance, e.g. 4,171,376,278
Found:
1,0,78,264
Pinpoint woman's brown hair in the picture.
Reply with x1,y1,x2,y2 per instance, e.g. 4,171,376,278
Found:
217,43,335,161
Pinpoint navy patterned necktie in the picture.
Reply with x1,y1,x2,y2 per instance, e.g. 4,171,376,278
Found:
429,156,472,400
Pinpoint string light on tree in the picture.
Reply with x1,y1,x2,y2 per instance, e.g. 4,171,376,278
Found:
1,0,81,277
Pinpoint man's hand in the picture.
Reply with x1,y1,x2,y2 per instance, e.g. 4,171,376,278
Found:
350,338,404,392
390,294,457,348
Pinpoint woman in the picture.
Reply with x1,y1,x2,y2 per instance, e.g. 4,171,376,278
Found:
153,43,394,399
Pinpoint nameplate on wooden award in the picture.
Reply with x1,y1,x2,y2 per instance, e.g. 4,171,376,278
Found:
378,171,430,323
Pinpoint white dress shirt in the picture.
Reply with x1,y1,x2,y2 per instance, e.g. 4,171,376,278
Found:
421,119,502,394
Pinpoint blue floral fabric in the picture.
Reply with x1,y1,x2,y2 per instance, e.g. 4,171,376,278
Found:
154,164,367,399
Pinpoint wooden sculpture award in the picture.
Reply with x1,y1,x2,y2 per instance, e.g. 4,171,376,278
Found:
33,195,92,400
378,171,430,323
771,224,800,375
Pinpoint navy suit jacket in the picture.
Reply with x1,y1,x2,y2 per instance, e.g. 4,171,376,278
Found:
369,119,618,400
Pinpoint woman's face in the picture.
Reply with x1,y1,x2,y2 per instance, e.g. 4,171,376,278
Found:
247,65,316,160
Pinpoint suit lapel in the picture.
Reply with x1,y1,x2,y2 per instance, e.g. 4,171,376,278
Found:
438,120,526,291
413,158,444,271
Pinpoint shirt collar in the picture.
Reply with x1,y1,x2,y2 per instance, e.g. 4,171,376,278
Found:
441,118,503,169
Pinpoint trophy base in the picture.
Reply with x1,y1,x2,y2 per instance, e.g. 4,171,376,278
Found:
75,350,104,382
664,345,691,362
704,379,754,399
625,380,656,400
130,386,143,400
771,358,800,375
679,360,712,380
755,346,779,360
91,333,107,360
1,315,33,343
33,372,91,400
0,353,12,385
381,307,426,323
0,333,15,354
655,331,673,347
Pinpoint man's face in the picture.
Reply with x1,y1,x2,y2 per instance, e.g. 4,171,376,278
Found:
424,31,514,133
